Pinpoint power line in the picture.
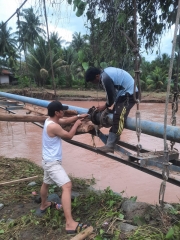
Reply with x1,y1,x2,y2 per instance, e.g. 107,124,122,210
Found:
1,0,29,28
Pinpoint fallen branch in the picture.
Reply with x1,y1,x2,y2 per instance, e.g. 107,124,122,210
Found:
0,175,39,186
70,226,94,240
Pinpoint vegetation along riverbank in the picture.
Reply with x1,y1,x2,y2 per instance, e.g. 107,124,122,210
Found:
0,87,170,103
1,157,180,240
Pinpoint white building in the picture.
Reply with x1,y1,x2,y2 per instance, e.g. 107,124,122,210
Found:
0,68,13,84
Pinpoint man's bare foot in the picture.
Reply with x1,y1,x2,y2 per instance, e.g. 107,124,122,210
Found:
66,221,79,231
66,221,89,234
40,201,52,211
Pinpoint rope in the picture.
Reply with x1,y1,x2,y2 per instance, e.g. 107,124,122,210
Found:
164,1,180,148
0,0,28,29
43,0,57,100
159,0,180,207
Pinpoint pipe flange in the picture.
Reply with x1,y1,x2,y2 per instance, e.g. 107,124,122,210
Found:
100,108,112,127
88,106,100,125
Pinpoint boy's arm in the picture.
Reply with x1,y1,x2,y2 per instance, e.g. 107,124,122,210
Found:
48,119,83,139
59,114,89,125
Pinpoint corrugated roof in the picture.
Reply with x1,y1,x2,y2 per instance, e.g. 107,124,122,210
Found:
1,69,12,75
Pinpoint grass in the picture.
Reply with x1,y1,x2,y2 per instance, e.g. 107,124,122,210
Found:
1,156,180,239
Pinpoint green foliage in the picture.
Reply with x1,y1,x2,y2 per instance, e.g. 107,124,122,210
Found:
82,62,89,71
78,49,85,62
129,226,165,239
49,184,58,194
17,75,32,88
72,0,87,17
133,216,146,226
117,13,126,25
71,186,123,238
2,157,180,239
26,36,67,87
100,62,108,69
72,78,84,87
130,196,137,202
17,7,45,49
165,227,174,239
139,54,172,92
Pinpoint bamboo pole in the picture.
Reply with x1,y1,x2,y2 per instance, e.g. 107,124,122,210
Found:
0,176,38,186
70,226,94,240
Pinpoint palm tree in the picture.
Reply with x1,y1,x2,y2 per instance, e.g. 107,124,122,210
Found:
17,7,45,50
50,32,65,48
61,46,77,87
146,66,167,91
71,32,85,52
0,21,17,61
26,37,66,87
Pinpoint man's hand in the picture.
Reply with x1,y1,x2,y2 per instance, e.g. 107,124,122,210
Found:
96,104,106,112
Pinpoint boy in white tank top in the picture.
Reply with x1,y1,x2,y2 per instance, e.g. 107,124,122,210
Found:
40,101,90,234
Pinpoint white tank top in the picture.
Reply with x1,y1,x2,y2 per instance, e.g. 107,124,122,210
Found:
42,119,62,162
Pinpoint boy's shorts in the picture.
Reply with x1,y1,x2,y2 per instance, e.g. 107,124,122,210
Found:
42,160,70,187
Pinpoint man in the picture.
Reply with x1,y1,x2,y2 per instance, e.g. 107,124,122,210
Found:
40,100,89,234
85,66,138,153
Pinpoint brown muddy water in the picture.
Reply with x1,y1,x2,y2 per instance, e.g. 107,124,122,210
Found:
0,101,180,204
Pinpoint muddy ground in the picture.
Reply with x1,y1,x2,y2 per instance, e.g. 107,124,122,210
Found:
0,88,168,103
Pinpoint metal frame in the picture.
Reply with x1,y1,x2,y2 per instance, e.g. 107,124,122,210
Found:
1,94,180,187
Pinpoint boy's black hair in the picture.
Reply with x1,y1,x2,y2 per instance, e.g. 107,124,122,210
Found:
85,67,101,82
47,101,68,117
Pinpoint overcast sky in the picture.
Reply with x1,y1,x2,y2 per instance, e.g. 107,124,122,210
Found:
0,0,175,62
0,0,88,42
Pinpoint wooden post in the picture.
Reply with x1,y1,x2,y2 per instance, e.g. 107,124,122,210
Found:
24,104,78,117
70,226,93,240
0,114,95,133
0,114,47,122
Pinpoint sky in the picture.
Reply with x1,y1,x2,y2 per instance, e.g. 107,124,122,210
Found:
0,0,88,42
0,0,176,62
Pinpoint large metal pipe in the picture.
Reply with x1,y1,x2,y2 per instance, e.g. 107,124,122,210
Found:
0,92,180,143
0,92,87,114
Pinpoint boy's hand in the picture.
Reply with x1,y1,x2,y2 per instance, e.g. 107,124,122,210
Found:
75,119,82,127
78,114,89,119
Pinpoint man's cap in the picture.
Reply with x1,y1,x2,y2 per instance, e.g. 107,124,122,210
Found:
47,101,68,112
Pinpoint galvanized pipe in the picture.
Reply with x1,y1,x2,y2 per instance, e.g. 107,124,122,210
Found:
0,92,180,143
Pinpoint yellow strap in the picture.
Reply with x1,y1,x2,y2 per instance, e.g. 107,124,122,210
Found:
117,107,126,135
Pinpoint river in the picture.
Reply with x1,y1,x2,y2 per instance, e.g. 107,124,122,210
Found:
0,101,180,204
